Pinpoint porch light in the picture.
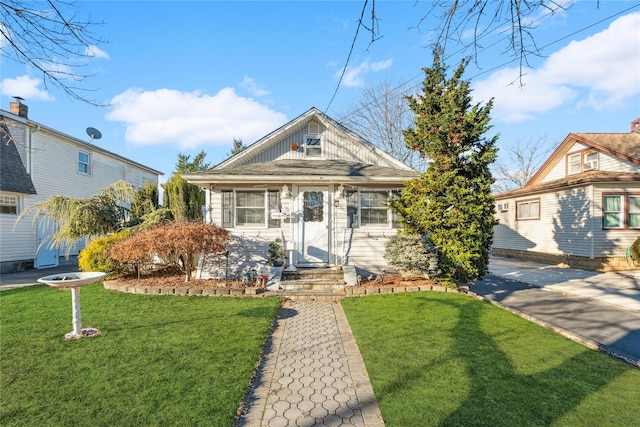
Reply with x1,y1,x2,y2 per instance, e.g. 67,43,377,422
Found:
281,184,290,199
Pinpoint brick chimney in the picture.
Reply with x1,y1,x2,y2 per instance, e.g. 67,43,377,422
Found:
9,97,28,118
632,118,640,133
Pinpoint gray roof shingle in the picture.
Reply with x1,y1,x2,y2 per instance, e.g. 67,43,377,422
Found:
0,123,37,195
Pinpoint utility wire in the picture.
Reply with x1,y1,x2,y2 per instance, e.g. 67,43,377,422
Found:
325,0,370,113
333,2,639,124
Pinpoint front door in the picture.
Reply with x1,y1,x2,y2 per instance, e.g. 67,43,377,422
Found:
297,186,329,265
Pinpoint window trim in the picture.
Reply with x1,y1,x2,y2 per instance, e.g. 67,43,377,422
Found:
303,134,322,158
516,198,540,221
566,149,598,175
223,189,283,229
602,193,640,230
0,193,19,215
347,189,395,228
78,150,91,175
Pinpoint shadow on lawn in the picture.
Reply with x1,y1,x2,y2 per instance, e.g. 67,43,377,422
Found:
433,296,629,426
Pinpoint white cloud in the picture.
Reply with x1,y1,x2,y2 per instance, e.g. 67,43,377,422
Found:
338,58,393,88
239,77,269,97
85,45,110,60
106,87,287,149
0,75,53,101
472,12,640,122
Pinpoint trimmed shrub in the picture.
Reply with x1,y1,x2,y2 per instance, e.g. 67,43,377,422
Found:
384,233,440,279
78,230,133,278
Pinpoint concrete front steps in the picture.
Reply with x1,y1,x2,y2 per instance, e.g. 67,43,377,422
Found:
280,267,345,291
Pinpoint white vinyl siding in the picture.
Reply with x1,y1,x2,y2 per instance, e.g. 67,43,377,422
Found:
1,121,159,267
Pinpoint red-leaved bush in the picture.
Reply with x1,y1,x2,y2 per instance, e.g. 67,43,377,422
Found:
110,221,229,282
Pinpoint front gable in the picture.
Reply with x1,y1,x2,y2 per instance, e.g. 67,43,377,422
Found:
215,107,413,172
527,132,640,188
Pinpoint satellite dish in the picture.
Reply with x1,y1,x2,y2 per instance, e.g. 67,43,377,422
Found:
86,127,102,141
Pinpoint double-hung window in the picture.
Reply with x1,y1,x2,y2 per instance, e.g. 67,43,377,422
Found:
223,190,282,228
0,194,18,214
516,199,540,220
236,192,265,226
78,150,91,174
603,194,640,229
347,190,391,227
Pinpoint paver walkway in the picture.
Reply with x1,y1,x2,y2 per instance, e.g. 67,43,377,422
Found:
237,300,384,427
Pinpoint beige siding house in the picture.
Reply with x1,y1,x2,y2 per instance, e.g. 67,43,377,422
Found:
493,119,640,270
183,107,419,278
0,100,162,273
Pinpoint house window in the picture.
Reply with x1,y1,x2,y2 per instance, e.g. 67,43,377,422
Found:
268,190,281,228
361,191,389,225
583,151,598,170
516,199,540,220
603,195,623,229
603,194,640,229
568,154,581,175
78,150,91,174
305,137,322,157
629,195,640,228
347,190,392,227
236,191,265,226
223,190,283,228
0,194,18,214
222,191,233,227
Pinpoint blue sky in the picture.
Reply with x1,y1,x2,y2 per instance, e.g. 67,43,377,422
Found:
1,1,639,183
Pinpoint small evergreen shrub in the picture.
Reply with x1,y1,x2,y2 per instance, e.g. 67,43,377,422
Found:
384,233,440,279
78,230,133,278
267,238,286,266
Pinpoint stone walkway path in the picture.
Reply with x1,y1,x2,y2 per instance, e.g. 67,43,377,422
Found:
237,300,384,427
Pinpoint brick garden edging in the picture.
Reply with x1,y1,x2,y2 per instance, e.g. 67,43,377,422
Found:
103,280,465,301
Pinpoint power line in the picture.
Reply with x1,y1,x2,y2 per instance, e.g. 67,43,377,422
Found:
333,3,639,124
325,0,371,113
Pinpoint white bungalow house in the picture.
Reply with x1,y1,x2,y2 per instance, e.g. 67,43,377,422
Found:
0,100,162,273
182,107,419,278
493,119,640,271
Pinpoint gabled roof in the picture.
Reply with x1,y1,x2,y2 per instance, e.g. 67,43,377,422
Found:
214,107,413,171
527,132,640,188
0,123,37,195
184,159,419,185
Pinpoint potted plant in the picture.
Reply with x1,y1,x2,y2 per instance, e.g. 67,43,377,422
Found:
267,238,286,267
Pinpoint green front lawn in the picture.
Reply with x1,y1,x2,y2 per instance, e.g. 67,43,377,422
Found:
1,284,280,426
342,292,640,427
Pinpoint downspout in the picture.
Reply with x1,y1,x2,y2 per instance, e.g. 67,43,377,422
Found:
590,184,595,259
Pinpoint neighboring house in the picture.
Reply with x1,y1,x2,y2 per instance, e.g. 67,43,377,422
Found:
0,100,163,273
183,107,419,277
493,119,640,271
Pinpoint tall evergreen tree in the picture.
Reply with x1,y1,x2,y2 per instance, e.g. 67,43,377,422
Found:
228,137,247,157
391,52,498,282
163,151,211,221
130,180,159,221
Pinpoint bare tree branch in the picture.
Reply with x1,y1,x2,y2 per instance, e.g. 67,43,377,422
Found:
493,136,553,192
0,0,108,105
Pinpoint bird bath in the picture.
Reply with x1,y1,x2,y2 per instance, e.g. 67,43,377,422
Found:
38,272,107,340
